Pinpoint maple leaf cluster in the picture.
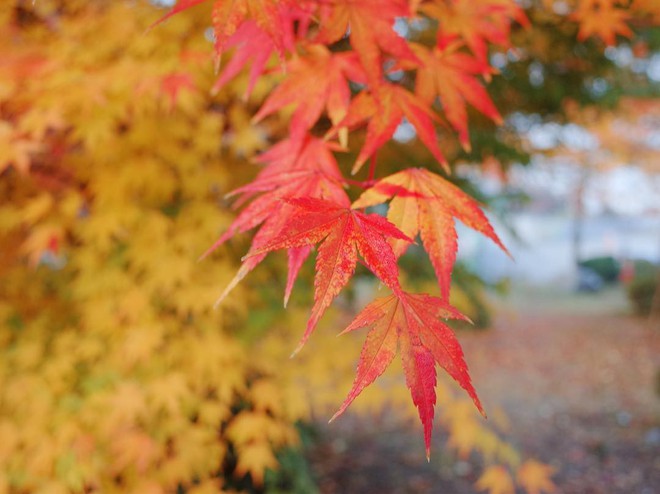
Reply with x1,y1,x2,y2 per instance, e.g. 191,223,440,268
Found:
158,0,658,457
157,0,524,456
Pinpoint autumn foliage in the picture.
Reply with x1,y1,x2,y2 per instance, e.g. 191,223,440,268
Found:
164,0,518,458
157,0,657,458
1,0,657,493
0,3,306,492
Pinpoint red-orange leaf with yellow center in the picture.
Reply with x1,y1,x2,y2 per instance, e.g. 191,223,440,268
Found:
353,168,509,299
331,291,484,457
207,137,349,307
411,42,501,151
333,83,448,174
253,45,366,141
247,197,412,354
154,0,303,58
316,0,416,85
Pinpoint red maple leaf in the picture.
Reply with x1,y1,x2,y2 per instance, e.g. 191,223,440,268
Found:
160,72,196,108
211,2,316,97
333,83,448,174
246,197,413,353
211,21,277,98
153,0,309,58
206,136,349,307
316,0,417,85
331,291,484,457
252,45,366,141
353,168,509,299
412,42,501,151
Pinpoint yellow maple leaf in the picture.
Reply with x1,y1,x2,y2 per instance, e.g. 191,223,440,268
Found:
517,459,557,494
110,430,161,474
197,400,232,427
147,373,191,415
249,378,285,416
233,441,279,486
0,121,42,174
475,465,515,494
226,411,281,446
95,382,148,433
447,415,481,458
187,479,225,494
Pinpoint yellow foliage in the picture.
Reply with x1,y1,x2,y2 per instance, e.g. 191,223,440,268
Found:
0,1,301,492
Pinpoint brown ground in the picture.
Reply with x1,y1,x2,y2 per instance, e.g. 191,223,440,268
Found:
308,287,660,493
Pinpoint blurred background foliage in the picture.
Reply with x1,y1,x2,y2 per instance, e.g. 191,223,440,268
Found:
0,0,657,493
0,2,308,492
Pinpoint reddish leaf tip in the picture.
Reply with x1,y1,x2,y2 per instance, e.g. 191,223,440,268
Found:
439,159,451,175
290,340,305,358
213,285,234,309
198,246,216,262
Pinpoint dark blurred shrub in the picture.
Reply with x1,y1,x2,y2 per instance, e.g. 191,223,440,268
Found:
578,257,620,283
626,263,659,317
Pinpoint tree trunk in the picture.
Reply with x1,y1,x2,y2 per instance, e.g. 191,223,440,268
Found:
572,169,588,269
649,259,660,327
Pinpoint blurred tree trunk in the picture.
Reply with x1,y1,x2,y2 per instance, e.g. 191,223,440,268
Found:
572,168,589,269
650,244,660,326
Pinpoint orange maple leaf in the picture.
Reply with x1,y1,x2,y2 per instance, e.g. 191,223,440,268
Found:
422,0,528,62
316,0,417,85
253,44,366,141
353,168,509,299
412,42,501,151
333,83,448,174
572,0,633,46
331,291,483,458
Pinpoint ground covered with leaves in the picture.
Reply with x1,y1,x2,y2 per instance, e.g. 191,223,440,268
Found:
308,287,660,493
